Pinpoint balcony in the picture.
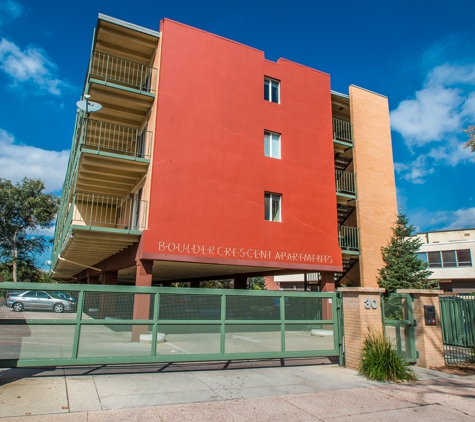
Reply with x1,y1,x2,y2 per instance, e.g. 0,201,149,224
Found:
335,170,356,197
339,225,359,253
333,118,353,145
72,118,151,197
52,193,147,278
89,51,157,94
78,118,152,159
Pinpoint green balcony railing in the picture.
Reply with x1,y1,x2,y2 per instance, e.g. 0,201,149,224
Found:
339,225,359,252
90,51,157,94
333,118,353,144
78,118,152,159
70,192,147,231
335,170,356,196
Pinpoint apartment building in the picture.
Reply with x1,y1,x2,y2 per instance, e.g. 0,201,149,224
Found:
415,229,475,293
51,14,397,291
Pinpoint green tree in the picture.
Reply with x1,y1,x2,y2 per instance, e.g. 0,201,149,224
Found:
248,276,266,290
377,213,437,293
464,125,475,154
0,178,59,282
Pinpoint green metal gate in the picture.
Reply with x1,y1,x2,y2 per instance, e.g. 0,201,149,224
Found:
439,295,475,364
381,293,417,363
0,283,343,367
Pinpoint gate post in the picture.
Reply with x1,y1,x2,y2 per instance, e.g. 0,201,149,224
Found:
397,289,444,368
338,287,385,370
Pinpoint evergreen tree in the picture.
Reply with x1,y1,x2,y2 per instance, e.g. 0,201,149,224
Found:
378,213,437,293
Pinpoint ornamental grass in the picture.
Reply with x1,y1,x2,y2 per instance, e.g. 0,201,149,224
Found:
359,328,417,382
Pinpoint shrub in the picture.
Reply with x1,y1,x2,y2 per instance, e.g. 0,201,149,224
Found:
359,328,417,382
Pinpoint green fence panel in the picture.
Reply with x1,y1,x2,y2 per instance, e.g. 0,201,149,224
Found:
0,283,342,368
439,295,475,364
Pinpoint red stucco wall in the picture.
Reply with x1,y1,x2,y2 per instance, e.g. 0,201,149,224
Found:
141,19,342,272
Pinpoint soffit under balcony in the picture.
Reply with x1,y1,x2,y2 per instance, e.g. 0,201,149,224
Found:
88,83,153,127
331,92,350,121
95,19,159,65
54,230,140,279
76,153,149,197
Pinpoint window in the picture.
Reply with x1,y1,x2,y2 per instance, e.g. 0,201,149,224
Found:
264,77,280,103
422,249,472,268
264,130,281,159
442,251,456,267
456,249,472,266
264,192,281,222
427,251,442,268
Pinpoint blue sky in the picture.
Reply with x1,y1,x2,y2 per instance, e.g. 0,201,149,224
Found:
0,0,474,261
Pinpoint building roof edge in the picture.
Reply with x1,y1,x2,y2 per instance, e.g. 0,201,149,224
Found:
98,13,161,38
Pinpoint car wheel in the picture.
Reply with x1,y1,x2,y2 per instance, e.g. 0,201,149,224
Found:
12,302,23,312
53,303,64,313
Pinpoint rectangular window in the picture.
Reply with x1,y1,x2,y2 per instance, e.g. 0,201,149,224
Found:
264,192,281,222
264,130,281,159
442,250,457,267
264,77,280,103
456,249,472,266
427,251,441,268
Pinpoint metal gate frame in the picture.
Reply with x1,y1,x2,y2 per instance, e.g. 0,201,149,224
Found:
381,293,417,363
0,282,343,368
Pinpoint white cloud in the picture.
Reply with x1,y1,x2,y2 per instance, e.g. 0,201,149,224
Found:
394,155,435,184
0,128,69,192
444,208,475,230
391,63,475,148
0,0,23,26
0,38,71,95
427,137,473,166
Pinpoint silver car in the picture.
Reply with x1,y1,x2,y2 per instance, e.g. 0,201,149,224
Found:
6,290,76,313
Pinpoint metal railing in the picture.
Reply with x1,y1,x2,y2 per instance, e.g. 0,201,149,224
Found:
90,51,157,94
339,225,359,251
71,193,147,230
335,170,356,196
78,118,152,159
333,118,353,144
0,283,342,368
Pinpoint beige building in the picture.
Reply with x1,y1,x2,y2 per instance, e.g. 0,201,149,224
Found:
415,228,475,293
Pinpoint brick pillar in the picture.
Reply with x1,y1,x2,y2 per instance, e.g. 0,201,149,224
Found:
338,287,385,370
397,289,445,368
132,260,153,342
234,274,247,289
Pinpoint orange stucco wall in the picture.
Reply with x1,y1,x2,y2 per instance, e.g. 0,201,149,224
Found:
140,19,342,272
350,86,397,287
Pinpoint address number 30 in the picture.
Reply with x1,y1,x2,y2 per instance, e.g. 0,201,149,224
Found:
364,299,378,310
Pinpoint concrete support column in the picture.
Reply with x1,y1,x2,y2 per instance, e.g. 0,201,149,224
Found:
234,274,247,289
397,289,445,368
190,280,200,288
338,287,385,370
132,260,154,342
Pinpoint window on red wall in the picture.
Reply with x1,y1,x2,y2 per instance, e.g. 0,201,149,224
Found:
264,77,280,103
264,192,281,222
264,130,281,159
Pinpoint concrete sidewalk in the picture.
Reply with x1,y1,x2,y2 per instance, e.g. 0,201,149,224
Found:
1,360,474,421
